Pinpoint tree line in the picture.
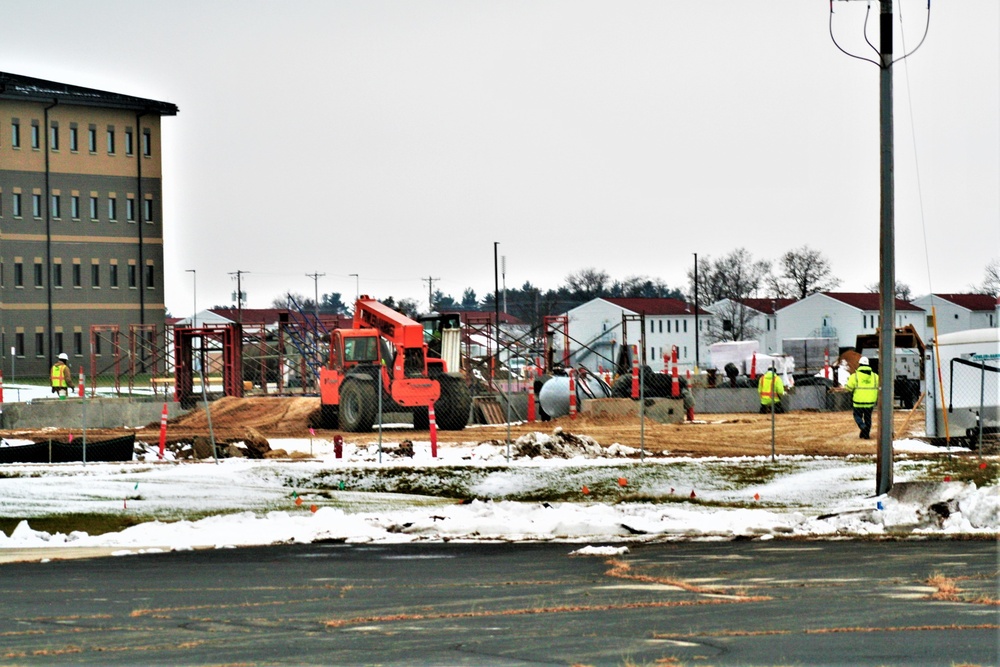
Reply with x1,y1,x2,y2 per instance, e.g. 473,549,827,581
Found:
265,249,999,333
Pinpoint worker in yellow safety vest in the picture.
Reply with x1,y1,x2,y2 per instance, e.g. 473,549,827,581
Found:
50,353,71,399
846,356,879,439
757,367,785,414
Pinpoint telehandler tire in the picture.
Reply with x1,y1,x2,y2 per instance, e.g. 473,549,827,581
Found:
319,404,339,429
435,375,472,430
339,380,376,432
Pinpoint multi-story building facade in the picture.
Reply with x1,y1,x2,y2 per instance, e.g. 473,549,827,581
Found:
0,72,177,377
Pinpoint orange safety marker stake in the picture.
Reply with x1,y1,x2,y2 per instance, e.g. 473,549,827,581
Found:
0,368,4,403
690,490,696,499
581,485,590,495
979,462,988,470
429,401,438,458
157,403,168,459
310,504,318,513
753,493,760,501
295,496,303,506
618,477,628,487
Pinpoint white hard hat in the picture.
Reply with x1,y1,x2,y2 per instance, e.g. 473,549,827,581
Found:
58,353,69,361
859,356,869,366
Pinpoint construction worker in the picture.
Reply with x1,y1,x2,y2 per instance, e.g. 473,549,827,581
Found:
757,367,785,414
846,356,879,439
50,353,72,399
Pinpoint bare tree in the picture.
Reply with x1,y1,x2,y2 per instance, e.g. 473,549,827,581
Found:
866,280,912,301
564,268,611,300
770,245,841,299
688,248,770,304
977,258,1000,297
687,249,770,343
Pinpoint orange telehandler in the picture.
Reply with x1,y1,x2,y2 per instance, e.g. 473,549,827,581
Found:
317,296,471,432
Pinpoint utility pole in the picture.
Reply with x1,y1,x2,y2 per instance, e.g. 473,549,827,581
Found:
306,272,324,319
830,0,930,495
693,253,700,370
229,270,248,324
875,0,896,496
422,275,440,313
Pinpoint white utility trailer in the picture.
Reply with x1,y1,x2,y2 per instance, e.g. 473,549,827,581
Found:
925,328,1000,442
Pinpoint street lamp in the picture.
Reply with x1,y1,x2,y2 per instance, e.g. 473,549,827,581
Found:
349,273,359,301
186,269,197,327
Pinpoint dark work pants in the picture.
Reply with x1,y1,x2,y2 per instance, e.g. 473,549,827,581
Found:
853,406,873,436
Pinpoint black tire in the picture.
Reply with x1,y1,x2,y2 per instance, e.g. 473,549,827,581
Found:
318,404,339,429
412,406,430,430
339,380,376,432
435,375,471,430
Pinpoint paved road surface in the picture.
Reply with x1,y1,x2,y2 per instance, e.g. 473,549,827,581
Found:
0,540,996,666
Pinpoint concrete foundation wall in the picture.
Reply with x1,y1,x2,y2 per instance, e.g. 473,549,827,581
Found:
690,385,850,414
0,398,188,430
581,397,685,424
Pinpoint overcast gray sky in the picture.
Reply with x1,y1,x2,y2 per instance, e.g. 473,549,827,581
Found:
3,1,997,315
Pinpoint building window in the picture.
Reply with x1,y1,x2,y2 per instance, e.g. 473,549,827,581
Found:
69,125,78,152
684,320,688,333
108,197,117,221
126,197,135,222
145,263,155,288
128,264,137,288
107,128,115,154
50,124,59,151
667,320,671,333
55,332,64,356
91,262,100,287
51,195,60,219
71,195,80,219
35,332,44,357
32,194,42,218
11,120,20,148
109,263,119,288
88,127,97,152
12,193,21,217
90,196,99,220
53,262,62,288
125,129,134,155
72,262,82,288
14,261,23,287
94,336,102,356
143,198,153,222
15,333,25,357
34,261,43,287
73,332,83,356
31,123,40,149
142,129,151,156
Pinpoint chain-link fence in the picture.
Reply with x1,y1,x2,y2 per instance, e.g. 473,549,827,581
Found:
929,355,1000,451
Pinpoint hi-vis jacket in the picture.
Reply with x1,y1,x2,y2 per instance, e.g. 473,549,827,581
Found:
846,364,879,407
757,371,785,405
50,362,70,388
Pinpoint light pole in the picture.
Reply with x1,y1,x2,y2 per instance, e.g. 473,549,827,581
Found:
186,269,197,328
349,273,359,301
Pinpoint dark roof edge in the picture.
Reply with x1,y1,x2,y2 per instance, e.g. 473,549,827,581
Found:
0,72,178,116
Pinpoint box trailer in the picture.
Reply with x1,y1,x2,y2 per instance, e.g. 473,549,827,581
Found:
925,328,1000,441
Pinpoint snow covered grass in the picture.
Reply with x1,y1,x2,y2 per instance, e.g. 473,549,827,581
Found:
0,431,996,558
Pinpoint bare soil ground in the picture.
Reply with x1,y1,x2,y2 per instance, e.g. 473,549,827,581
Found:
2,397,931,458
139,397,929,458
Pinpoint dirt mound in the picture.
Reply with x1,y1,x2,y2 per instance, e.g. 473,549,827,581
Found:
164,397,321,437
4,396,929,459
